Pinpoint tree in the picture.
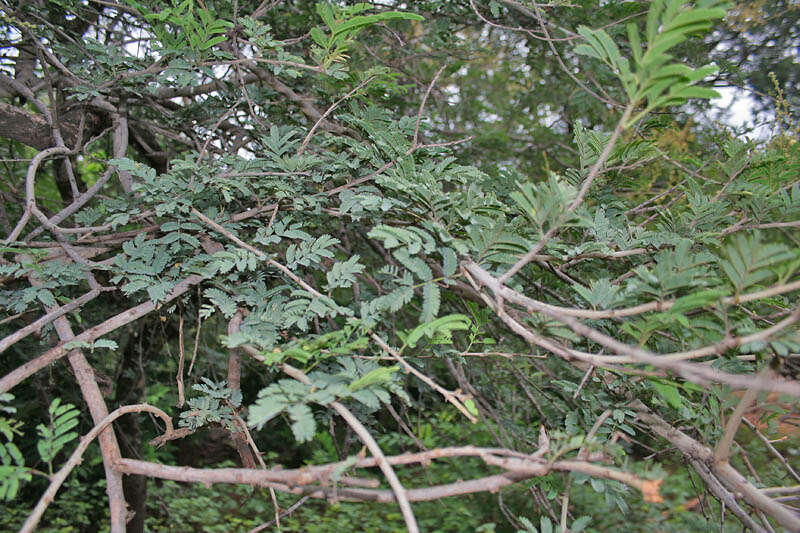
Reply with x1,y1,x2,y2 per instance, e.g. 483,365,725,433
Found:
1,0,799,531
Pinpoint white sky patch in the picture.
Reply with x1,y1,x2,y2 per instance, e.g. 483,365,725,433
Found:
442,84,460,105
712,86,772,140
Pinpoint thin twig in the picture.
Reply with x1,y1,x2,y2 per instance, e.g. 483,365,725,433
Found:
413,66,446,148
560,476,572,531
280,363,420,533
371,334,478,423
742,418,800,484
573,364,595,399
247,496,310,533
714,368,771,464
298,76,376,155
188,286,202,375
498,105,633,284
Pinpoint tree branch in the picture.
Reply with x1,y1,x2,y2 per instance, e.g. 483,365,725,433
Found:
19,404,174,533
0,275,204,393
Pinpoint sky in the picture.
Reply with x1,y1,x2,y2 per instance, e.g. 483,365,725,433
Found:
713,86,774,140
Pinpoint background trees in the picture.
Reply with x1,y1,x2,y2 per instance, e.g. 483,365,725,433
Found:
1,0,799,531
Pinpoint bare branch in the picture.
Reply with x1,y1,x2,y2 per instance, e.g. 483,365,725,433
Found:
5,146,72,243
0,287,108,354
371,334,478,423
638,404,800,530
464,260,800,396
20,404,175,533
0,275,204,393
412,65,446,149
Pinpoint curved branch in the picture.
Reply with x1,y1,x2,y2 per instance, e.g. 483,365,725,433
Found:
468,271,800,321
464,260,800,396
110,447,658,505
5,146,72,243
19,404,174,533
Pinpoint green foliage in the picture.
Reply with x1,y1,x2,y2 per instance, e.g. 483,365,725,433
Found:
310,2,424,70
63,339,119,352
248,359,409,442
514,515,591,533
575,0,729,124
326,255,365,290
133,0,233,58
0,393,29,501
3,0,799,530
36,398,80,474
511,176,577,234
111,232,180,303
1,396,81,501
179,378,242,431
401,314,472,348
718,233,797,294
348,365,400,392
